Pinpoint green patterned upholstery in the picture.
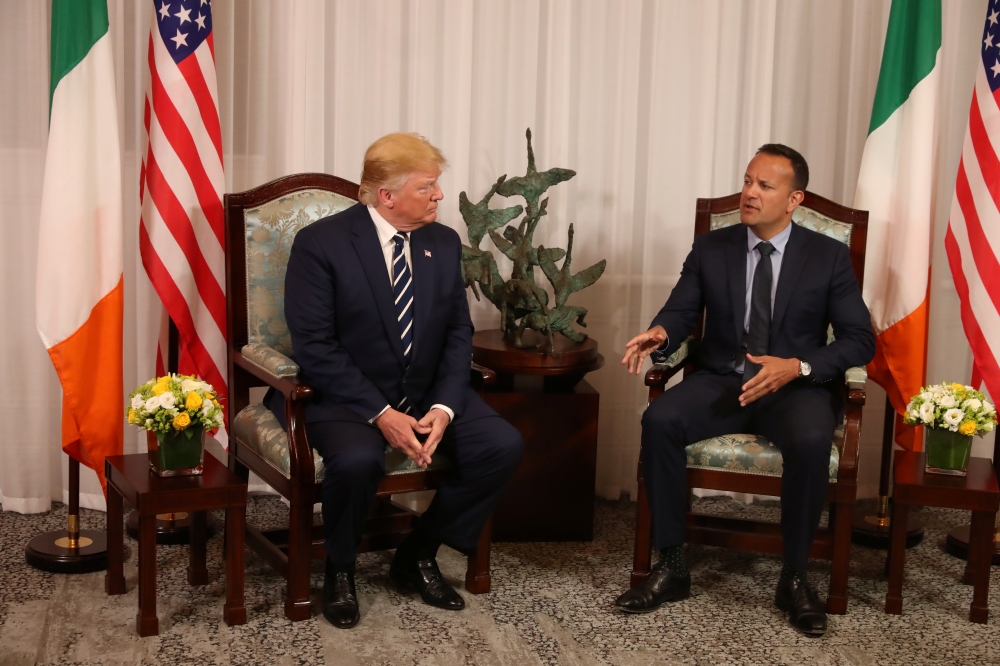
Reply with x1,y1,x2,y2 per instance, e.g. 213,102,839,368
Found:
710,205,852,245
686,430,843,481
232,403,452,482
242,343,300,378
244,189,357,356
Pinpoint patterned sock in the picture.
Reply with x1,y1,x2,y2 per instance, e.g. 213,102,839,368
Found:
658,546,689,576
779,561,805,583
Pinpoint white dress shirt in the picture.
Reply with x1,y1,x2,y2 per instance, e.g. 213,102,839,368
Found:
367,206,454,423
735,222,792,373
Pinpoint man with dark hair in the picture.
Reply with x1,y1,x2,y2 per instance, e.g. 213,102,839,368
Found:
615,145,874,636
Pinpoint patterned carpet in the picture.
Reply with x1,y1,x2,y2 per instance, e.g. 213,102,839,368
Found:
0,495,998,665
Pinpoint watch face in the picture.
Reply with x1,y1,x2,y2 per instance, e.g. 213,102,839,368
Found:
800,361,812,376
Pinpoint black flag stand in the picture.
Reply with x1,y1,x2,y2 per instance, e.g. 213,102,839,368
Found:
124,317,216,544
851,395,925,549
25,456,108,573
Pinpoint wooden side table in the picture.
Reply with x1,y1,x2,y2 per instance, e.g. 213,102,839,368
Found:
104,452,248,637
885,452,999,624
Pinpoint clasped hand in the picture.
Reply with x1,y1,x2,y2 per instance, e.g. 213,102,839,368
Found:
739,354,800,406
374,407,450,469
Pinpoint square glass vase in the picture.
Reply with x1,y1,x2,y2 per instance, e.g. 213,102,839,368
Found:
924,427,973,477
146,428,205,477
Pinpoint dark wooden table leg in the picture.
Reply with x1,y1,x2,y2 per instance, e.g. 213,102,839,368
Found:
136,514,159,637
885,503,909,615
105,483,126,595
223,506,246,626
187,510,208,586
969,510,993,624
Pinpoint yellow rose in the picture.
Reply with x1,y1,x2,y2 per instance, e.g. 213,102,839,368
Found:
185,392,203,410
128,409,136,424
152,383,168,396
959,420,976,436
952,383,964,390
173,412,191,430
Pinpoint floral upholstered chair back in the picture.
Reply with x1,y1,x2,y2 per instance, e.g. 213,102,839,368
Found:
708,206,852,246
243,189,357,357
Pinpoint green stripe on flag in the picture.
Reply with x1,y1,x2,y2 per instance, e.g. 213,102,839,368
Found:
49,0,109,110
868,0,941,135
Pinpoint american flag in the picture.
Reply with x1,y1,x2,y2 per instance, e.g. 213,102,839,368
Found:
139,0,228,423
946,0,1000,400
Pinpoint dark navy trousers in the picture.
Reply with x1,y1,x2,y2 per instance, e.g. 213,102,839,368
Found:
308,406,523,566
641,370,840,570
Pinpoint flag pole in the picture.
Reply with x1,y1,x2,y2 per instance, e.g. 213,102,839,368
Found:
851,395,925,549
25,456,108,573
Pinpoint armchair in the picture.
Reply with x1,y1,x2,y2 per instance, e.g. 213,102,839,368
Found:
224,173,496,622
629,191,869,615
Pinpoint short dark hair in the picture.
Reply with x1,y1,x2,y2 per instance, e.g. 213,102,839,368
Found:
756,143,809,192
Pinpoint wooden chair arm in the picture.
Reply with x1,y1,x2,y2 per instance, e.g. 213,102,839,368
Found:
836,366,867,483
470,362,497,389
644,336,695,402
233,352,314,401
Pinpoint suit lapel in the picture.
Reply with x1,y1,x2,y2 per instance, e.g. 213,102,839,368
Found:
350,213,406,366
726,225,748,348
409,227,435,357
770,222,810,336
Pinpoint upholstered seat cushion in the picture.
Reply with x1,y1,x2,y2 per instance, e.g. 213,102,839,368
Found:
685,427,843,481
232,403,452,482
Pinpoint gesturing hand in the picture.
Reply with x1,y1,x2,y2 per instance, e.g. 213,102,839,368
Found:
621,326,667,375
739,354,800,406
415,408,450,465
374,408,428,469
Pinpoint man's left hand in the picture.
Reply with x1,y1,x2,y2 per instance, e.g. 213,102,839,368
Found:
414,408,451,464
739,355,800,406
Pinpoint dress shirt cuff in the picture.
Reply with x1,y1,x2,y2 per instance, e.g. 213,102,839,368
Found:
369,405,391,424
429,404,455,423
649,335,671,364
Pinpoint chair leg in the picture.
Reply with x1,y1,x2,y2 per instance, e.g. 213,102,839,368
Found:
464,516,493,594
284,486,314,621
630,465,653,588
225,446,250,559
826,499,853,615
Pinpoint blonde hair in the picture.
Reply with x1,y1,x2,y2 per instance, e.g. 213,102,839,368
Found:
358,133,448,206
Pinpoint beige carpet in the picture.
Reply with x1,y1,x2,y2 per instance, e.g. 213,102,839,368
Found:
0,496,998,665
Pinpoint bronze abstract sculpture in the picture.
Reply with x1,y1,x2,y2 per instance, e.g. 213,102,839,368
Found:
460,129,607,350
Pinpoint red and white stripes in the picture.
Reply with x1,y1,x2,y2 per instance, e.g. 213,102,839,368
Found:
947,63,1000,400
139,4,227,416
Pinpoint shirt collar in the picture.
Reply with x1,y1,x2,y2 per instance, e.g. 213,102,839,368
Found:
747,221,792,255
367,205,406,247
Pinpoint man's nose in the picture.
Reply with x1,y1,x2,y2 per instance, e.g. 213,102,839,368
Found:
432,184,443,201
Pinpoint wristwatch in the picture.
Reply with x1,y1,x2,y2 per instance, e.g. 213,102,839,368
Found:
798,359,812,378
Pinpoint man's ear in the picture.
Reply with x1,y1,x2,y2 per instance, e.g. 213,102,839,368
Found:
786,189,805,213
377,187,394,209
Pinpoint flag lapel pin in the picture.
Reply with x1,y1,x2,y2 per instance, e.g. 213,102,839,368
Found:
424,249,432,258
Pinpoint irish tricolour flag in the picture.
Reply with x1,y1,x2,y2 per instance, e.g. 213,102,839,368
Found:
35,0,123,491
854,0,941,449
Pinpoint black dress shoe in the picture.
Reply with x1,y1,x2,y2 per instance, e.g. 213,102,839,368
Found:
775,573,827,637
389,556,466,611
322,561,360,629
615,560,691,613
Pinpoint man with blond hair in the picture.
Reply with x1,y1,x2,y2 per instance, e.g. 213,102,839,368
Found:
271,133,523,628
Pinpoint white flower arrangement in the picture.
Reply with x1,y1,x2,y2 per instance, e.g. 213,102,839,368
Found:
903,382,997,437
127,374,224,438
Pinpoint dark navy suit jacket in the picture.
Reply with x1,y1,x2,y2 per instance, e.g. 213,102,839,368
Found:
651,222,875,383
268,202,493,428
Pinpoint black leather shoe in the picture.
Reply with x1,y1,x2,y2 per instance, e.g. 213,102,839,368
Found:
389,555,466,611
322,561,360,629
775,573,827,637
615,560,691,613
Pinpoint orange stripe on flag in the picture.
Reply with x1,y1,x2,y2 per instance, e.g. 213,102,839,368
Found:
47,278,124,491
868,297,929,451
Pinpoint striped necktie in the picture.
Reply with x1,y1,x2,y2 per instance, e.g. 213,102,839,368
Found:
392,232,414,363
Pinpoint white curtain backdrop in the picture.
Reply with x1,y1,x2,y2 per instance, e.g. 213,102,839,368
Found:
0,0,991,513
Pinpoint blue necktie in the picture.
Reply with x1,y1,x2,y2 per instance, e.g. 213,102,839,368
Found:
391,233,414,413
